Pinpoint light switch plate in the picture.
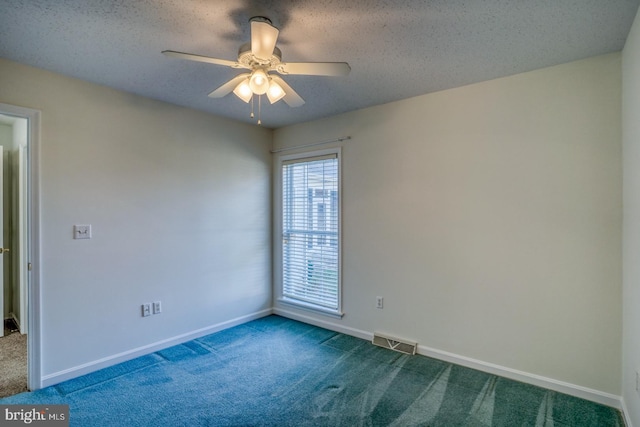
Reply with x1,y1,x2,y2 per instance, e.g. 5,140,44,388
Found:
74,224,92,239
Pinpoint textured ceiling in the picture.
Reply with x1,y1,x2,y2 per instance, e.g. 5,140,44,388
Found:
1,0,638,129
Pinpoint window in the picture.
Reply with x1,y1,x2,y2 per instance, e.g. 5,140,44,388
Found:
277,149,341,316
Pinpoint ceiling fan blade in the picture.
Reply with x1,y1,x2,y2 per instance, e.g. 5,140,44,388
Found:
162,50,246,69
251,21,279,61
208,73,251,98
276,62,351,77
270,75,305,107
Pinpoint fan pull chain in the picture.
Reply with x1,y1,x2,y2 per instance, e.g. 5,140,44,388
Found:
258,95,262,126
247,94,262,126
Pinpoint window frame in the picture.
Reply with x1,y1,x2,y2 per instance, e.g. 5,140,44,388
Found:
274,147,343,318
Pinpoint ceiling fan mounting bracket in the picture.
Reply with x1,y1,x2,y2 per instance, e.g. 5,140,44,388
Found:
249,16,272,26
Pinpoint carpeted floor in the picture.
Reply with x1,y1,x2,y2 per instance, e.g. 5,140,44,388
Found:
0,315,624,426
0,319,28,398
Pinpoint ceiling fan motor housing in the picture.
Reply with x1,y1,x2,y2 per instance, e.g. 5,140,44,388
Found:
238,42,282,68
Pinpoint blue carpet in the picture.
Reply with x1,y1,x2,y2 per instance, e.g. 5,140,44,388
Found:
0,315,624,426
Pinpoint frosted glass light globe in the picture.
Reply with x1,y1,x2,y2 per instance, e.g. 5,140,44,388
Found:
249,69,269,95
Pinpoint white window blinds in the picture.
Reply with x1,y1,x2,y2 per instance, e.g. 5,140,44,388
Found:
282,154,340,310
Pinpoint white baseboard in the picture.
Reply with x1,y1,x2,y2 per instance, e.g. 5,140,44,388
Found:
41,309,273,388
273,307,373,341
274,307,623,410
621,398,634,427
417,343,621,409
39,306,627,418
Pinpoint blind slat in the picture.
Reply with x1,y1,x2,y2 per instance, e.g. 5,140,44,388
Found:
282,155,339,310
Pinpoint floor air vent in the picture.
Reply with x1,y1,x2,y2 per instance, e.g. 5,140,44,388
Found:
372,332,417,355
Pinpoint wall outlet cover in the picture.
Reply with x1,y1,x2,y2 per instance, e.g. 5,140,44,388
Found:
74,224,92,239
141,303,151,317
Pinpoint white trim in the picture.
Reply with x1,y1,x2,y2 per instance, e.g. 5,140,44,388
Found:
417,343,622,409
621,398,634,427
41,309,272,387
274,307,623,410
274,147,343,318
277,297,344,318
274,307,372,341
0,103,41,391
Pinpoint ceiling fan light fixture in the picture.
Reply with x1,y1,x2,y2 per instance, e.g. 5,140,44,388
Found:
233,78,253,103
267,79,285,104
163,14,351,121
249,69,269,95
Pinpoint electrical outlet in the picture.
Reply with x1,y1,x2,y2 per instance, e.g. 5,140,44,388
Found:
376,296,384,309
73,224,92,240
153,301,162,314
141,303,151,317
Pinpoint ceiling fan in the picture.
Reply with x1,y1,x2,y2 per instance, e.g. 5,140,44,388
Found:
163,16,350,123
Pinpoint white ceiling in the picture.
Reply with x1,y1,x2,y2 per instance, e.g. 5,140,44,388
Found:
1,1,638,129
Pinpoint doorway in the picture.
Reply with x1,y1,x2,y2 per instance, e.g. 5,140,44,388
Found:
0,116,27,396
0,103,41,395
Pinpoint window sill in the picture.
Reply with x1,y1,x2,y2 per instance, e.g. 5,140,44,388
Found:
277,298,344,319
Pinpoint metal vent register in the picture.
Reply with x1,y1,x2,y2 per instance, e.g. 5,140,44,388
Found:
372,332,417,355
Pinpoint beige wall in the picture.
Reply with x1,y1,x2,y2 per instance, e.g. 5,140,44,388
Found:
0,48,624,398
623,6,640,425
0,58,272,380
274,53,622,394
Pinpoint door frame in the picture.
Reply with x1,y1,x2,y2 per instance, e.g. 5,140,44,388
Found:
0,102,41,391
